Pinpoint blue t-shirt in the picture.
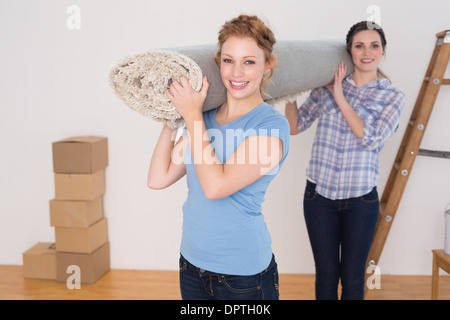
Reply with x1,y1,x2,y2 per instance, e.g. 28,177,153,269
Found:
180,103,290,275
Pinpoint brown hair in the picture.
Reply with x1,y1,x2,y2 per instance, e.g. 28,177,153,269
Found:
346,21,390,81
214,14,277,95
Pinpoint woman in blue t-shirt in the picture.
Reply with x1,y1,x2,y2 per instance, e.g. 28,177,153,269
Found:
148,14,290,300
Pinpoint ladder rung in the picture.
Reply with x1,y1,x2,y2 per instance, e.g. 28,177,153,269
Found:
418,148,450,159
423,78,450,84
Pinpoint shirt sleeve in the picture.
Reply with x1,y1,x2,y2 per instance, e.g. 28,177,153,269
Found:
250,112,290,163
297,87,323,133
357,88,406,151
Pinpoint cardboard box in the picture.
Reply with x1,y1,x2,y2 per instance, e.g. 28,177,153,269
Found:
54,170,105,201
52,136,108,173
22,242,56,280
55,218,108,254
49,197,103,228
56,242,110,284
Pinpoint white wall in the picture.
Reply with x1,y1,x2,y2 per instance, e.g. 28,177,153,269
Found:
1,0,449,275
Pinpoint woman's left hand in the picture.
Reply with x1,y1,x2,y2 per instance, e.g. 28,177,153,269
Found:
166,76,209,121
326,61,347,103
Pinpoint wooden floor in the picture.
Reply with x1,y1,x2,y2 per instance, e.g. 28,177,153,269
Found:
1,265,449,300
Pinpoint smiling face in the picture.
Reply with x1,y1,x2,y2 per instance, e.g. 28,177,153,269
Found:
350,30,385,75
219,36,270,104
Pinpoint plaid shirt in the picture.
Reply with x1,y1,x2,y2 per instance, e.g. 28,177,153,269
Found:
298,74,405,200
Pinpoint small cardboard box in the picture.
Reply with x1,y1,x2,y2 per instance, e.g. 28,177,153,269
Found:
22,242,56,280
54,218,108,254
56,242,110,284
52,136,108,174
54,169,105,201
49,197,103,228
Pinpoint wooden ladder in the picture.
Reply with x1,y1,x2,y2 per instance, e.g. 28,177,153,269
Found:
366,30,450,278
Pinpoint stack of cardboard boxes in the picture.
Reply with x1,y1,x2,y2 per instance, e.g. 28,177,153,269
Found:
22,136,110,284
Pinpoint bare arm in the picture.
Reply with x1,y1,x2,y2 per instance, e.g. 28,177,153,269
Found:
147,125,187,190
185,116,283,199
285,101,300,135
167,76,283,200
326,62,365,138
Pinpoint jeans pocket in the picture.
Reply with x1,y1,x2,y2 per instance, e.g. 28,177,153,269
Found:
304,180,318,201
221,274,261,294
360,187,378,203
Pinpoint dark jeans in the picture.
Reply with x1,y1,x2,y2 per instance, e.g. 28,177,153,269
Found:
179,254,279,300
303,180,379,300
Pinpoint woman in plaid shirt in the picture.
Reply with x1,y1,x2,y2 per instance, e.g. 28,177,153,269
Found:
285,21,405,300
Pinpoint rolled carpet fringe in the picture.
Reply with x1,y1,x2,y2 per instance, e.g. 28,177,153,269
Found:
109,40,353,128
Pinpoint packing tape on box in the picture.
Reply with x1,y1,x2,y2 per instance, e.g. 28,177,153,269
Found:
109,40,354,128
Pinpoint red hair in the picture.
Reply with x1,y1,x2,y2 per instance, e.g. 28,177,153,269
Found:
214,15,277,95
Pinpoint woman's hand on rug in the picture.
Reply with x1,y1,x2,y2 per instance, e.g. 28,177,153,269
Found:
167,76,209,121
326,61,346,104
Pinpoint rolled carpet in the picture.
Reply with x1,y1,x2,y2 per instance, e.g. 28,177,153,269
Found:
110,40,353,128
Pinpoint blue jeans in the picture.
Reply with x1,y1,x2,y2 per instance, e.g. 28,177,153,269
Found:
303,180,379,300
179,254,279,300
